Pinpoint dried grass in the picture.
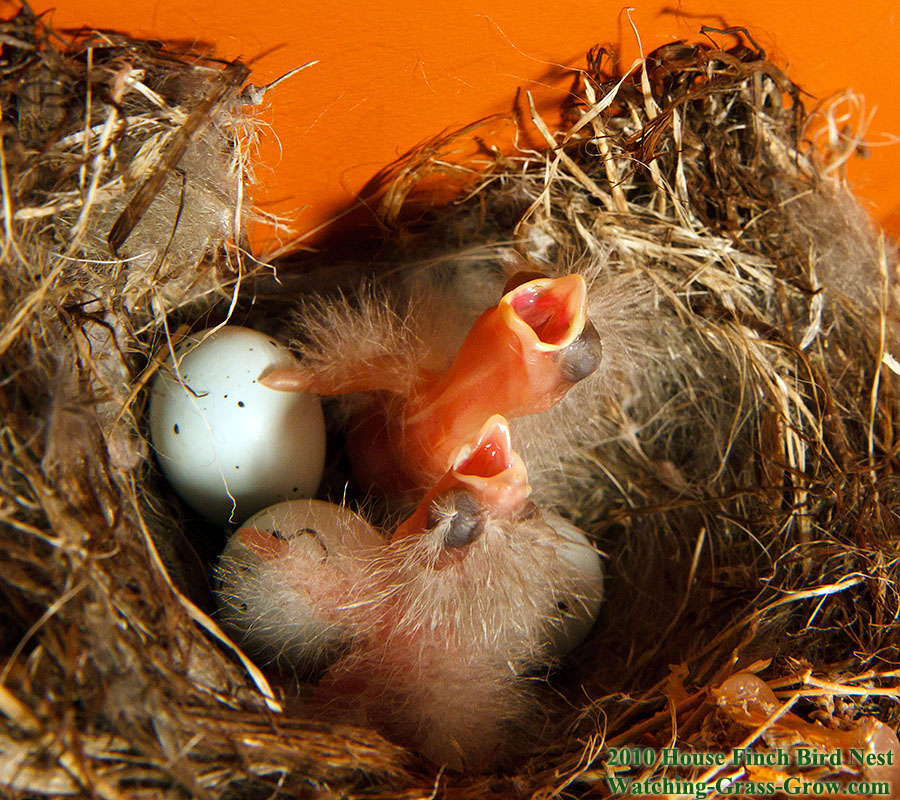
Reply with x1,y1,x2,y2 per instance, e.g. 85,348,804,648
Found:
1,5,899,798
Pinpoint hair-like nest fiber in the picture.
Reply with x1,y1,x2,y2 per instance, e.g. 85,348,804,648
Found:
1,3,900,797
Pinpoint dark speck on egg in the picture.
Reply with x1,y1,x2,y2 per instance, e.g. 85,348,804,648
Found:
238,401,245,407
173,424,180,434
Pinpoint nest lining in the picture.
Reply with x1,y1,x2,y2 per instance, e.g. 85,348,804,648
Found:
1,5,900,799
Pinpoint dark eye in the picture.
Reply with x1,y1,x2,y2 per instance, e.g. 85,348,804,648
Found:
301,527,329,560
274,526,327,559
557,319,602,384
425,490,486,549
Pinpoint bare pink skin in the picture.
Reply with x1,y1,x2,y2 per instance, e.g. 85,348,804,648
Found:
230,526,355,624
263,274,593,495
236,526,289,559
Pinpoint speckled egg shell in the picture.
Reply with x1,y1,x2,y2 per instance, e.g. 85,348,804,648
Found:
149,326,326,525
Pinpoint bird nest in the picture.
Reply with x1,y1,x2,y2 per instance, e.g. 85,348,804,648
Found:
2,4,900,798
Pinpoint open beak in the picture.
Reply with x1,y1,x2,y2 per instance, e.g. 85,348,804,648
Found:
404,273,600,475
264,273,600,497
449,415,531,515
498,273,587,353
391,415,530,542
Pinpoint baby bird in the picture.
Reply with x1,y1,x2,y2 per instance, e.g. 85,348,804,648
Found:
312,415,603,770
264,272,602,495
215,499,385,674
215,416,603,770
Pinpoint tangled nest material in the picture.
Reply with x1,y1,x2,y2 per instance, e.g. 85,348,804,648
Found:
2,3,900,797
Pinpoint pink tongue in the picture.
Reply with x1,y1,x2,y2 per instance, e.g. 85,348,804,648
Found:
510,286,572,345
455,429,510,479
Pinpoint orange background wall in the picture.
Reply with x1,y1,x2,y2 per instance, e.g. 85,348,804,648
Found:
21,0,900,252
